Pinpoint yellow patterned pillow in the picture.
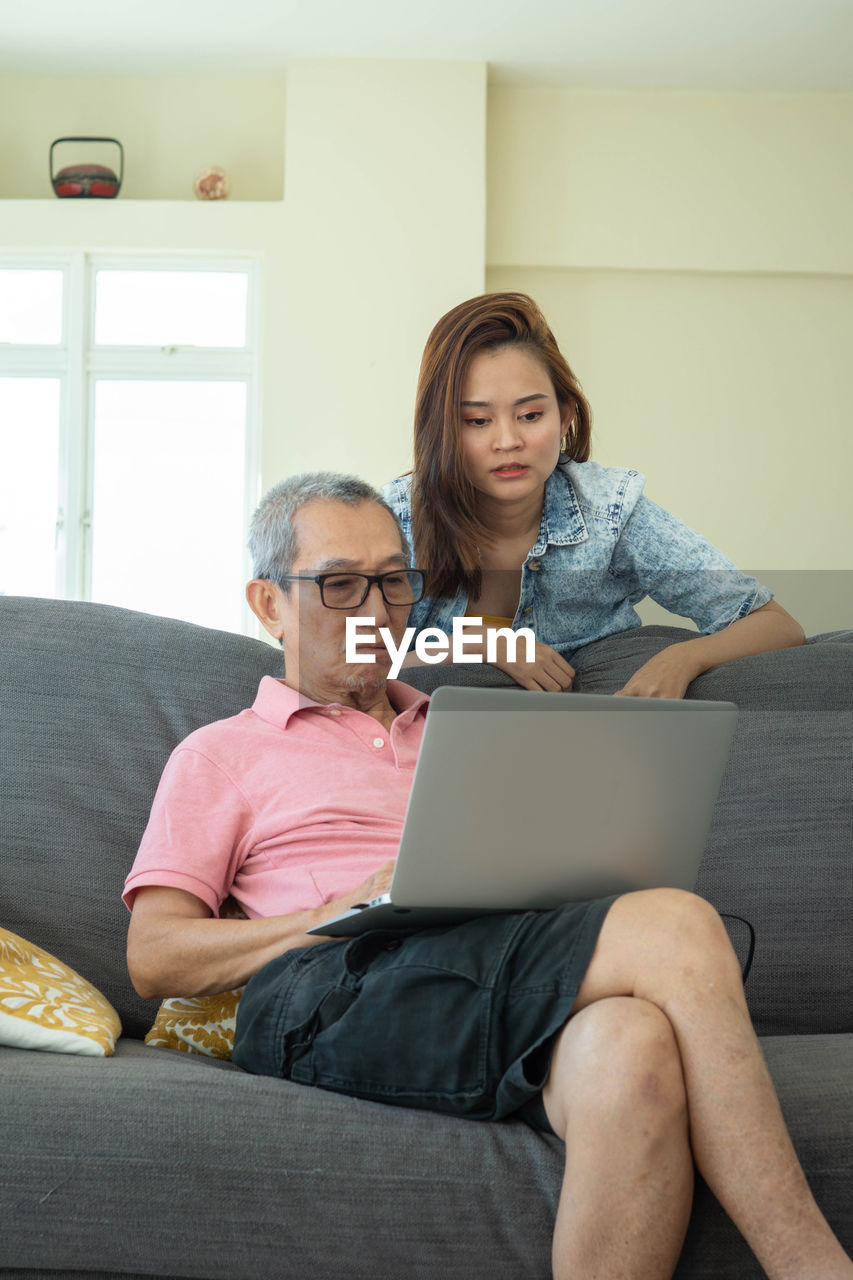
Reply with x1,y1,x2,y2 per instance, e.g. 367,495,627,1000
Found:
144,897,246,1060
145,987,243,1060
0,927,122,1056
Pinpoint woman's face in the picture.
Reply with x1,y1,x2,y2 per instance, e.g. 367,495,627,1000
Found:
458,344,568,506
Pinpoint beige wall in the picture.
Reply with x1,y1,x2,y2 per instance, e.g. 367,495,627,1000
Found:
487,88,853,630
1,71,850,632
0,76,286,200
485,265,852,568
275,59,486,487
487,88,853,275
0,59,486,497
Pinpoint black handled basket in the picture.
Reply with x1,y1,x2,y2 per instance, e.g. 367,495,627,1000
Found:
50,137,124,198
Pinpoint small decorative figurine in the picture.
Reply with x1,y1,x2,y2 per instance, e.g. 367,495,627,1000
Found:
193,166,230,200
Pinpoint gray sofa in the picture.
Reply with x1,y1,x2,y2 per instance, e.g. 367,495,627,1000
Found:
1,594,850,1279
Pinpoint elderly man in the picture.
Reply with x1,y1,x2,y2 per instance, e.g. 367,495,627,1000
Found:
125,472,851,1280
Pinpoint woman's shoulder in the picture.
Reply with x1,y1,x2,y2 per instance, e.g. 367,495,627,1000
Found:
381,472,412,516
557,459,647,524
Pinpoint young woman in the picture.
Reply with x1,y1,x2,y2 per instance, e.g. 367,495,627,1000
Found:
383,292,804,695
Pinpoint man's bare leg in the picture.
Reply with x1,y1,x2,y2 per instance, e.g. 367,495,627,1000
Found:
568,889,852,1279
542,996,694,1280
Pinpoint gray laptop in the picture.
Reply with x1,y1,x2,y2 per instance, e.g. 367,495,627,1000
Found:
307,686,737,938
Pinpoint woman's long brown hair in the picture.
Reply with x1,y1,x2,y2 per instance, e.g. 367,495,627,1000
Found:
412,292,592,601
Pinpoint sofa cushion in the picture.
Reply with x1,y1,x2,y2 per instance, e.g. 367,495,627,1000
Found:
2,597,850,1041
564,626,853,1037
0,597,284,1039
402,626,853,1037
0,1033,850,1278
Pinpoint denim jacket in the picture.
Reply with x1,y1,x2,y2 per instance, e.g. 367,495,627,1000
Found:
381,461,772,658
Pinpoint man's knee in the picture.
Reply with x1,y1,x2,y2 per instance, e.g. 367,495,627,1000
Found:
574,889,745,1025
544,996,687,1139
644,889,742,979
559,995,685,1088
634,886,724,934
614,888,740,979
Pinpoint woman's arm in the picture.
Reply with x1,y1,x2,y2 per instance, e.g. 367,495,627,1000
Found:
614,600,805,699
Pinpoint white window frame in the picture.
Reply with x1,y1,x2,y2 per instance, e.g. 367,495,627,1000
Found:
0,251,261,634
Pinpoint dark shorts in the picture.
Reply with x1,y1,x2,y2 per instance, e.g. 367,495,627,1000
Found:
233,897,617,1134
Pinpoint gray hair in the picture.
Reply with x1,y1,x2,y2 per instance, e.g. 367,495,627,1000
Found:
249,471,411,584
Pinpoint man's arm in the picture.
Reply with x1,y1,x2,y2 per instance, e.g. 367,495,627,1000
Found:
127,860,395,1000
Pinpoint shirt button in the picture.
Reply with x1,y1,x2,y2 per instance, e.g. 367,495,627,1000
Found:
372,737,385,748
329,708,341,716
527,559,541,571
523,607,533,616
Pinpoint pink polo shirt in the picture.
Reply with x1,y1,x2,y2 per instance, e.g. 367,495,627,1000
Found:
122,677,429,919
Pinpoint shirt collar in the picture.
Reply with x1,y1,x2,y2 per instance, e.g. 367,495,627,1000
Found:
530,464,589,554
252,675,429,731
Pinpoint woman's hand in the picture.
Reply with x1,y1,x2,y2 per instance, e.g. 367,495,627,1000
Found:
614,602,805,700
491,634,575,692
401,625,575,692
613,644,699,700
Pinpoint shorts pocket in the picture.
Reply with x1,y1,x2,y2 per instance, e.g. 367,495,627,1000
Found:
292,960,494,1115
284,983,359,1076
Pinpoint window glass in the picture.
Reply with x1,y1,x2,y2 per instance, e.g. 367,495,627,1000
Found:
90,380,247,632
0,378,61,597
0,270,63,344
1,254,256,635
93,270,248,347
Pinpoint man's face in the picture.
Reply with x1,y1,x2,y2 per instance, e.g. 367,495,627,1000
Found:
278,499,412,702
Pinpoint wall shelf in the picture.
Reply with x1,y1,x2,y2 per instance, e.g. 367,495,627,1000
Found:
0,199,287,255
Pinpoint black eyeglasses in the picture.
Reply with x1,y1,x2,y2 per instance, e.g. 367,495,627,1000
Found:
277,569,426,610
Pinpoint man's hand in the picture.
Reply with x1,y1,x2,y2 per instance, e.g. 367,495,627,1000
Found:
340,859,396,908
491,635,575,692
